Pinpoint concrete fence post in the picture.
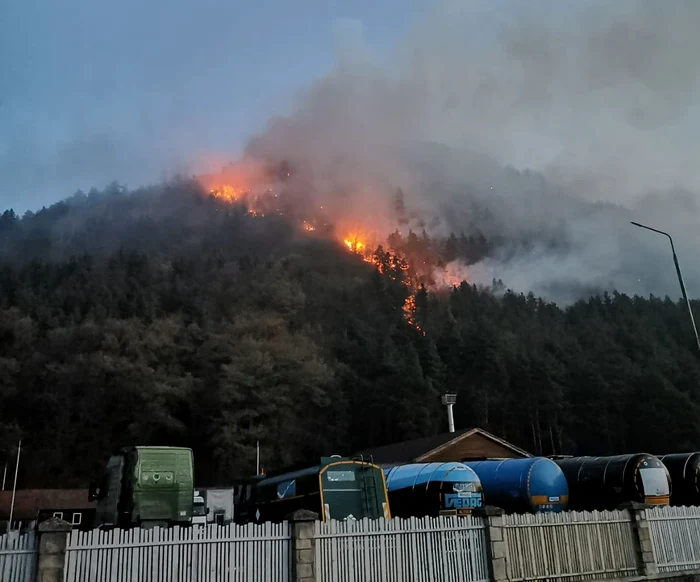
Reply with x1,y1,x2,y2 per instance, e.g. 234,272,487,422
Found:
287,509,318,582
620,501,658,577
36,517,72,582
475,506,509,582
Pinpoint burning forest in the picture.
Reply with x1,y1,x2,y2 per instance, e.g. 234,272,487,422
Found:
5,0,700,491
196,157,485,331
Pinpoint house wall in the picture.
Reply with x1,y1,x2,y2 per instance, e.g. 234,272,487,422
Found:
420,432,528,462
37,508,96,530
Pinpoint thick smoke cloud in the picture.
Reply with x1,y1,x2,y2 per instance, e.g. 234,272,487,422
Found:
245,0,700,303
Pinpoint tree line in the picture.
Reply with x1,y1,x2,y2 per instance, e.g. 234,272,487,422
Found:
0,181,699,487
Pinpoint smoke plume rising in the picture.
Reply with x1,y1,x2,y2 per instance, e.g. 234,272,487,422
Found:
242,0,700,304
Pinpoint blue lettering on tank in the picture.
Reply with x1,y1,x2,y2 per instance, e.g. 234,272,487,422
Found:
444,493,483,509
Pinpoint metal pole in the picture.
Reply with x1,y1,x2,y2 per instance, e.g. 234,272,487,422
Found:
7,440,21,533
631,221,700,355
256,441,260,475
2,462,6,491
447,404,455,433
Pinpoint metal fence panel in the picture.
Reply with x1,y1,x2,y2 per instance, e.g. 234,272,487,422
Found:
0,530,37,582
647,505,700,573
314,516,489,582
63,522,291,582
503,510,640,582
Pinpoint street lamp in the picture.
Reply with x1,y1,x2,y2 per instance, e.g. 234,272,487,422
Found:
630,221,700,355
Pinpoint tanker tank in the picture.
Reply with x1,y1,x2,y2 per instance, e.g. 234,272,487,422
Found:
554,453,671,511
660,453,700,507
384,462,483,517
464,457,568,513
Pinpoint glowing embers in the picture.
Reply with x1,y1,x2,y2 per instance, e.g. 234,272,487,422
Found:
402,294,422,332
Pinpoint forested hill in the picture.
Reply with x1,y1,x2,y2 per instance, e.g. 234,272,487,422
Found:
1,180,700,487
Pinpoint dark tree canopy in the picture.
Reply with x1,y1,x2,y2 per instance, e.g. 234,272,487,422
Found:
1,180,699,487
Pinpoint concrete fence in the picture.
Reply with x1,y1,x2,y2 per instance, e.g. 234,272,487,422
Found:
499,508,642,581
314,514,490,582
647,505,700,573
63,520,291,582
3,505,700,581
0,529,37,582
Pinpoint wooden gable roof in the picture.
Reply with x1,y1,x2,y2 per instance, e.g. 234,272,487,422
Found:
356,427,531,466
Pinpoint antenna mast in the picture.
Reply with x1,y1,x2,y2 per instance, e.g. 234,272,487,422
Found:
7,440,21,533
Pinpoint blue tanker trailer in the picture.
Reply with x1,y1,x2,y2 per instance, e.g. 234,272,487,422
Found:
554,454,670,511
660,453,700,507
464,457,569,513
383,462,484,517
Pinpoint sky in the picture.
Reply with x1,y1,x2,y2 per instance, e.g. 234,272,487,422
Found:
2,0,700,302
0,0,417,212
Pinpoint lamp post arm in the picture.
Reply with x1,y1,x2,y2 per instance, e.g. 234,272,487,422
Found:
630,221,700,356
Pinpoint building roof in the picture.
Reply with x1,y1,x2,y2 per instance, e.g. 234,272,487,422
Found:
355,427,531,466
356,428,471,465
0,489,94,520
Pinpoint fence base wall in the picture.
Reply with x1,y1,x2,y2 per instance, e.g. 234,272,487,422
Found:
593,570,700,582
37,517,72,582
289,510,318,582
475,506,508,582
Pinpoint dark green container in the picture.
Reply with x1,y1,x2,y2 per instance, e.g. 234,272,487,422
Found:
91,446,195,528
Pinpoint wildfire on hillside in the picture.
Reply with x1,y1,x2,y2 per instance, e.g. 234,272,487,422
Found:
195,160,470,332
196,157,282,215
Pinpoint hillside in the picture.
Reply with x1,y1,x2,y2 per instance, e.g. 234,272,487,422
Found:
1,180,700,487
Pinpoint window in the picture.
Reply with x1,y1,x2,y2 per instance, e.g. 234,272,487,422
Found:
72,513,82,526
326,471,356,482
53,512,63,520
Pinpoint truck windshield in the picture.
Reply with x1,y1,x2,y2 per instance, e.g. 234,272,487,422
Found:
193,504,206,516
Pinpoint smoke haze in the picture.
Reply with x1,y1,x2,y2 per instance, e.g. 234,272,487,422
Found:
245,0,700,303
3,0,700,303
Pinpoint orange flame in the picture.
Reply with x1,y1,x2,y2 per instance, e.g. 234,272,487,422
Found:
343,237,365,252
209,184,248,202
196,157,274,214
403,294,416,324
198,171,252,203
195,161,466,333
340,232,424,332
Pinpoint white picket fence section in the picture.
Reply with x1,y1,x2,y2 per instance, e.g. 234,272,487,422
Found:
0,530,37,582
314,516,489,582
63,522,291,582
503,510,641,582
647,505,700,573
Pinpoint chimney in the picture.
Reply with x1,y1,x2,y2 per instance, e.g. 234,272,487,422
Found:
441,393,457,433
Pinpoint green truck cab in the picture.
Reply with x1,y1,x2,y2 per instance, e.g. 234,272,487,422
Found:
89,446,195,528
